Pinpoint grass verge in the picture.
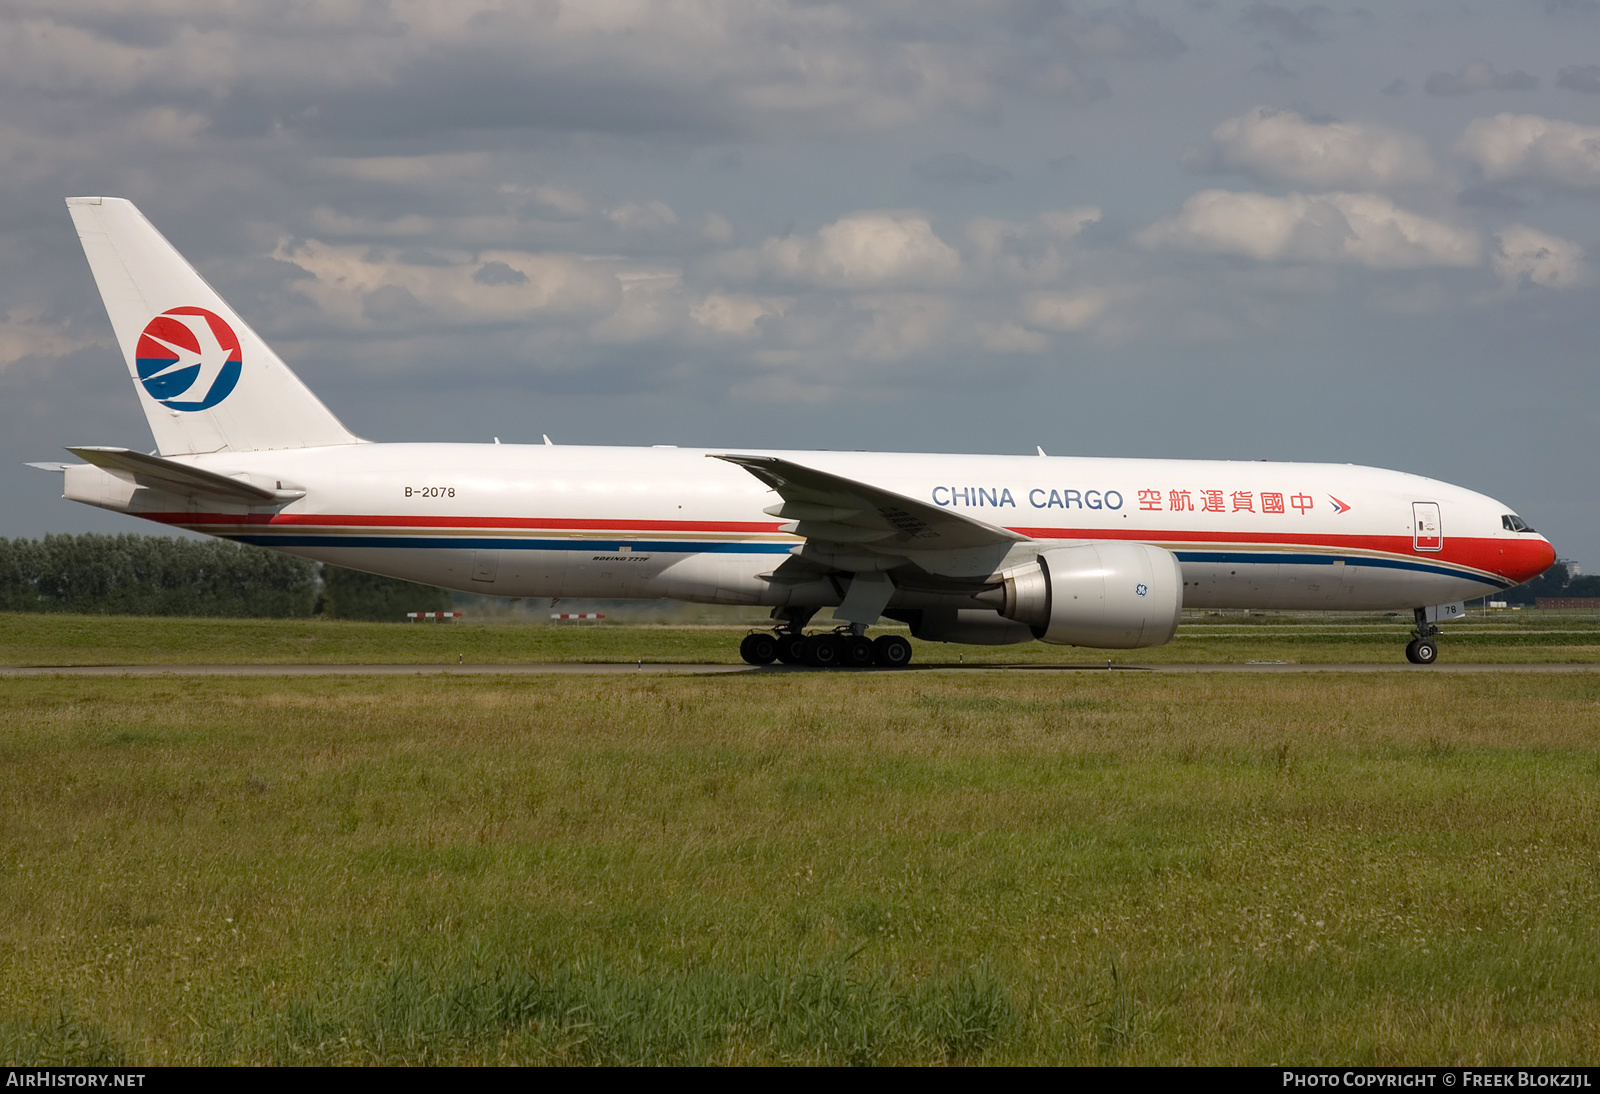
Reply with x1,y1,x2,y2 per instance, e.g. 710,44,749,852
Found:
2,672,1598,1063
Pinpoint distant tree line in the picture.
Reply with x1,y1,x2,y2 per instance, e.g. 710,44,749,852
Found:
0,534,450,620
1484,561,1600,606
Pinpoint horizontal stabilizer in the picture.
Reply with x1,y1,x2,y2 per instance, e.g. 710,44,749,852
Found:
65,446,288,503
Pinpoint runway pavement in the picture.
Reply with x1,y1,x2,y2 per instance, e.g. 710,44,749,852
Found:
4,661,1600,677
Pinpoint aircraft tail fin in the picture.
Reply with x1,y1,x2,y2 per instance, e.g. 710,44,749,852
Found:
65,196,364,455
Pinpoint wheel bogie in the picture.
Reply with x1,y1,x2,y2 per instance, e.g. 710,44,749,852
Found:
746,630,913,668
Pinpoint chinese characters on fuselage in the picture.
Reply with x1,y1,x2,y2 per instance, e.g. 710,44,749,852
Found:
930,486,1315,514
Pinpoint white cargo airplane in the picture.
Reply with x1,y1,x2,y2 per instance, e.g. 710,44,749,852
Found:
35,197,1555,666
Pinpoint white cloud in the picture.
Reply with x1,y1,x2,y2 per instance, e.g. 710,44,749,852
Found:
1022,290,1109,332
689,293,788,336
962,208,1101,285
1136,190,1480,270
700,213,736,246
605,200,679,234
1493,225,1588,289
588,268,693,343
0,308,95,369
528,184,593,219
1457,113,1600,189
1425,60,1537,97
974,321,1050,354
274,240,621,328
758,213,961,288
1209,107,1442,189
315,153,495,188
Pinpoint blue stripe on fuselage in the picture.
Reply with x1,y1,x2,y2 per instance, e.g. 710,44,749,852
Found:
1172,550,1512,589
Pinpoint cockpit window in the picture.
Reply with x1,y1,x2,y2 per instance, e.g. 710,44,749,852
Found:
1502,514,1535,533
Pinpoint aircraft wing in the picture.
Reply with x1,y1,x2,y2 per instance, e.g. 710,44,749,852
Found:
65,446,288,503
712,453,1029,578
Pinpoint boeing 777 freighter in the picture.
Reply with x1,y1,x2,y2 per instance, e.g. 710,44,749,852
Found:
33,198,1555,666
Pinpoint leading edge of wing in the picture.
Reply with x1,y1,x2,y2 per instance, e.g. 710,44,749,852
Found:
711,452,1028,576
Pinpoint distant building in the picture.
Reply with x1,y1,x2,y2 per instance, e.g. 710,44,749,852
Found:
1560,559,1583,579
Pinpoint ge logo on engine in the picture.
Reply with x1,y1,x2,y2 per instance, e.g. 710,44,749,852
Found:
1136,583,1148,596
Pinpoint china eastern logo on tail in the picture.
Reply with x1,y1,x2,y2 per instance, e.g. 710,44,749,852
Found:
135,307,241,411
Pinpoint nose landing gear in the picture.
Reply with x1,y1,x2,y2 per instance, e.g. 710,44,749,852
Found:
1405,608,1440,665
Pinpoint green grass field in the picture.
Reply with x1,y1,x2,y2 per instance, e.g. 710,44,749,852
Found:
4,609,1600,666
3,660,1600,1064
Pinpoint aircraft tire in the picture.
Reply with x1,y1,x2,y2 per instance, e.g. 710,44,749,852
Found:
774,633,807,664
1405,638,1438,665
740,633,779,665
802,634,841,668
842,635,876,668
873,634,913,668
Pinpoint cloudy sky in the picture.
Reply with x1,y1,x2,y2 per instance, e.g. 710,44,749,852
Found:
3,1,1597,565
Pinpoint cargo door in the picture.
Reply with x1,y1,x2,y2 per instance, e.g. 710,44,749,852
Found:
1412,502,1442,552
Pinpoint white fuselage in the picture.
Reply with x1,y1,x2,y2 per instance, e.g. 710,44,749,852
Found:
75,442,1555,614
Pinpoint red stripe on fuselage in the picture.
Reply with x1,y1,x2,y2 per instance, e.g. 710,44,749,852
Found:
139,512,786,533
1006,524,1551,582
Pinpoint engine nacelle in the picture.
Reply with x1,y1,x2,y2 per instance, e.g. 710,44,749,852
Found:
997,542,1183,648
887,608,1036,646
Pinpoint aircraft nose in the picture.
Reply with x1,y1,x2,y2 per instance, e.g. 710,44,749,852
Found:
1506,535,1557,584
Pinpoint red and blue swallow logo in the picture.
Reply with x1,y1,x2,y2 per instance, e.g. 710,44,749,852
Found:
135,307,242,411
1329,495,1352,514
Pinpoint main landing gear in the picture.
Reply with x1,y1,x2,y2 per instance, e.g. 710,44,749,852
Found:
1405,607,1440,665
739,628,913,668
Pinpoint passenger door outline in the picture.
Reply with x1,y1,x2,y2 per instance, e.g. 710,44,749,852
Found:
1412,501,1442,552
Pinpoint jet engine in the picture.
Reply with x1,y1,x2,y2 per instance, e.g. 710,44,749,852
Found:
992,542,1183,648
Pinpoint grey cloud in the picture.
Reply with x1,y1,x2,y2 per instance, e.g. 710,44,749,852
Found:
1007,4,1187,59
1425,60,1538,96
913,154,1014,188
1239,5,1335,45
393,249,457,268
1381,78,1409,96
1555,64,1600,93
474,261,529,286
1253,54,1296,79
1457,185,1528,211
1066,8,1188,59
361,284,423,325
4,4,1007,144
